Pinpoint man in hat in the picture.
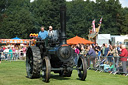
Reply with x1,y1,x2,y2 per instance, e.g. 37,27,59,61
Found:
48,26,54,38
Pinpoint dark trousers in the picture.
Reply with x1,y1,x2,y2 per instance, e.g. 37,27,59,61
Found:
0,53,1,61
5,54,8,59
107,56,113,62
87,56,95,68
122,61,127,73
114,57,119,68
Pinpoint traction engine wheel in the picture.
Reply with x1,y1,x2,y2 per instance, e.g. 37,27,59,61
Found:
26,46,42,78
77,56,87,81
42,56,51,82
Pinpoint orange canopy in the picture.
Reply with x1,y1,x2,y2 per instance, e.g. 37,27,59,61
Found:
67,36,94,45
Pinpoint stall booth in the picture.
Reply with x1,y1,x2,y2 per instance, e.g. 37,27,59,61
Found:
0,37,32,47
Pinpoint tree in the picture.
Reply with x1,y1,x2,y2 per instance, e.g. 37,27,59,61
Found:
0,0,35,38
0,0,128,39
120,14,128,34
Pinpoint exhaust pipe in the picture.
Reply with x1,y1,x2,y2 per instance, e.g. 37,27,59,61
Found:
60,5,67,45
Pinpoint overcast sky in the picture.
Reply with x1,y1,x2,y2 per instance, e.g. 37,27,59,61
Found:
30,0,128,7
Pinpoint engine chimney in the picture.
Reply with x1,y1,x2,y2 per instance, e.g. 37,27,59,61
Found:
60,5,67,45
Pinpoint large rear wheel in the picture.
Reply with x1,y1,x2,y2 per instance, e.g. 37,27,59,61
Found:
26,46,42,78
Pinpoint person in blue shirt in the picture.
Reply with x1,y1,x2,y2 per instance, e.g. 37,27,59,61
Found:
98,48,101,59
104,44,109,56
38,26,48,40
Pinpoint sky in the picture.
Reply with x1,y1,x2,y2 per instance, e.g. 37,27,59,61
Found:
30,0,128,8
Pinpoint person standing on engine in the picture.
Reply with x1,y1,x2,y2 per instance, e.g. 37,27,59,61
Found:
38,26,48,40
48,26,54,38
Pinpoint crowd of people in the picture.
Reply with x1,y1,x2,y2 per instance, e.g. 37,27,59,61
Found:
0,46,26,63
71,43,128,75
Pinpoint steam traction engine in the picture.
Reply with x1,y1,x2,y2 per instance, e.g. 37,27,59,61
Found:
26,6,87,82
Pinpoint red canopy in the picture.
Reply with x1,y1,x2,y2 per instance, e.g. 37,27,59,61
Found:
67,36,94,45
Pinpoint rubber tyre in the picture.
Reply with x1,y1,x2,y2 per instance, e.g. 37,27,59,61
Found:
26,46,42,79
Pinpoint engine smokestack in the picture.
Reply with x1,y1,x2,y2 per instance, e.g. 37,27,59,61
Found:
60,5,67,45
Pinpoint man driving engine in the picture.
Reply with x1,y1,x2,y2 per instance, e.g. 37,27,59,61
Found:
38,26,48,40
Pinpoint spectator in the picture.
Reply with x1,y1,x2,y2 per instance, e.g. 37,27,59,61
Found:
95,43,100,53
15,47,19,59
12,47,16,60
95,48,102,68
9,47,13,60
113,45,119,68
73,45,80,65
0,56,1,64
23,47,26,57
3,46,6,51
104,62,115,73
100,62,110,72
0,47,3,63
106,45,114,62
80,45,86,57
119,45,128,74
77,44,81,52
20,47,24,58
117,45,121,54
101,43,105,56
97,48,101,59
104,44,109,56
3,47,9,60
86,45,96,69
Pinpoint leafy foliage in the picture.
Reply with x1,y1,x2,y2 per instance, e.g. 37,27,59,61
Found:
0,0,128,39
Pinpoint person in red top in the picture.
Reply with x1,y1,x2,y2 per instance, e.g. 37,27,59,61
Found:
119,45,128,74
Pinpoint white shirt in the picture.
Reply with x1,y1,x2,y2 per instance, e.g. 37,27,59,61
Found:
48,30,54,37
4,49,9,53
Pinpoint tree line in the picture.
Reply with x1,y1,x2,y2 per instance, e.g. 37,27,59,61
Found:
0,0,128,39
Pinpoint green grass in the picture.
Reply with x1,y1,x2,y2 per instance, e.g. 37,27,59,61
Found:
0,61,128,85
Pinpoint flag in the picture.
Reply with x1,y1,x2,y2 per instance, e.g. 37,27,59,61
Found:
92,19,95,32
99,17,102,24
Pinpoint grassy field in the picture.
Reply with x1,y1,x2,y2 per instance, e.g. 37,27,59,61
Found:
0,61,128,85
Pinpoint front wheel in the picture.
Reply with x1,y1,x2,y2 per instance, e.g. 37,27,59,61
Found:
42,56,51,82
77,56,87,81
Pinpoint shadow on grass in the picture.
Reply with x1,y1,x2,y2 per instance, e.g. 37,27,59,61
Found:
25,74,70,80
76,78,86,81
49,74,70,80
25,74,86,82
25,76,41,79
